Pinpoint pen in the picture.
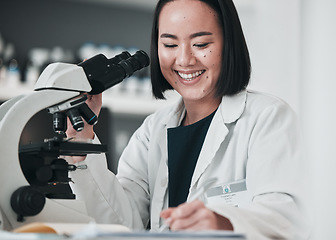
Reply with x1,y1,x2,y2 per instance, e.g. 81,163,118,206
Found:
159,177,218,232
188,177,218,202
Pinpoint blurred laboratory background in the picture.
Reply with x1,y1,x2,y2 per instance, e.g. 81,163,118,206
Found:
0,0,335,238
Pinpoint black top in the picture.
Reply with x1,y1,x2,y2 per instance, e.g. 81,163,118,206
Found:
167,110,216,207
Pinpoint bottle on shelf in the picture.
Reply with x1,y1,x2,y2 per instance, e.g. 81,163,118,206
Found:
24,48,50,88
2,42,22,88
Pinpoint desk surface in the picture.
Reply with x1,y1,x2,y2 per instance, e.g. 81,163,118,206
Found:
1,230,246,240
71,231,246,240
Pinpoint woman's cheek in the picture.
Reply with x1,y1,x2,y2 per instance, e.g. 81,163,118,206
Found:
159,49,174,66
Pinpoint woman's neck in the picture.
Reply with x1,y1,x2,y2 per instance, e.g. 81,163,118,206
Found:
182,97,221,126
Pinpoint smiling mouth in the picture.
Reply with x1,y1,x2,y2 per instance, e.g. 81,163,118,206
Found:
176,70,205,81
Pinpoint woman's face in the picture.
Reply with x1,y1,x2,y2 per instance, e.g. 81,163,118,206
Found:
158,0,224,103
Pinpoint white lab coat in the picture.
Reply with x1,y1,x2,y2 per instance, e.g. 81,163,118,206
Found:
70,89,311,239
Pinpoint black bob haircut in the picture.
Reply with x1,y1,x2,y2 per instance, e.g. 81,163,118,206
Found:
150,0,251,99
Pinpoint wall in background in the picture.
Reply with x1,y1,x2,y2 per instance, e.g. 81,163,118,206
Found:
0,0,153,68
300,0,336,238
237,0,301,114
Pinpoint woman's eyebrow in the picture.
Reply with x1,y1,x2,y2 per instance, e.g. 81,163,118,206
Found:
160,32,213,39
160,33,177,39
190,31,213,38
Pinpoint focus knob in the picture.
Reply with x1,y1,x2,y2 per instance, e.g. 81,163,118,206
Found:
10,186,45,222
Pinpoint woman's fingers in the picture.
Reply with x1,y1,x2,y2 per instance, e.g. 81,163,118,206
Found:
160,200,233,231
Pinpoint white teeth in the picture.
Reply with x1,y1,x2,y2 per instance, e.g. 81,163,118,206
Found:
178,70,204,81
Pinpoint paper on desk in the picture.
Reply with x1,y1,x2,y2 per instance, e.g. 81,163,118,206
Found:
0,230,61,239
70,222,130,239
72,229,245,239
13,221,130,236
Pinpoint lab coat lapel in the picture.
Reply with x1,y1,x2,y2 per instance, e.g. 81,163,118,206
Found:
190,110,229,188
157,99,185,165
190,90,248,189
152,99,185,228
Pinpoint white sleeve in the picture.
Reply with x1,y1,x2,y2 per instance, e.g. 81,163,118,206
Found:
208,193,309,240
69,137,145,230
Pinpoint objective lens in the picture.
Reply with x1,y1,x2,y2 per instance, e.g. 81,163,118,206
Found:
66,108,84,132
78,103,98,125
53,112,67,133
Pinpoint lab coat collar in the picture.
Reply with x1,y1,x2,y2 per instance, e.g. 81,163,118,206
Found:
163,97,185,128
160,89,247,126
219,89,247,123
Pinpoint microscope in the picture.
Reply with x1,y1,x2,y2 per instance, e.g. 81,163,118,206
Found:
0,50,150,231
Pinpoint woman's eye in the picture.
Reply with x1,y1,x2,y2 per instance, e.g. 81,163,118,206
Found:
194,43,209,48
163,43,177,48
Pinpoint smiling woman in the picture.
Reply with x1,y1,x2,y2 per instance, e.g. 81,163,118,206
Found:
150,0,251,103
66,1,310,239
157,0,224,119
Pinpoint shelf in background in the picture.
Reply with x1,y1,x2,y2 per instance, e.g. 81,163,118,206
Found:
0,86,180,116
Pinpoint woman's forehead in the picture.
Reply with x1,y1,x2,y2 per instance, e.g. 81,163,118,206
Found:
158,0,221,33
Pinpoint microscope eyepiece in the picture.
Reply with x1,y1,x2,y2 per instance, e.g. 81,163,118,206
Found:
118,50,150,78
79,50,150,95
109,51,132,65
78,51,131,77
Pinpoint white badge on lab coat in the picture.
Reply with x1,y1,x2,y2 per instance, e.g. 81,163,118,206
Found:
206,179,251,208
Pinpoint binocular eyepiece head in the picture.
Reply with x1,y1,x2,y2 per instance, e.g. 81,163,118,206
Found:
79,50,150,95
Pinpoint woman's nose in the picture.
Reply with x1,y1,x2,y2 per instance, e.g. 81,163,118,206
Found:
176,46,196,67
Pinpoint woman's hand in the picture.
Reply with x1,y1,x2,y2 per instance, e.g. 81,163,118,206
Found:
65,93,102,163
160,200,233,231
